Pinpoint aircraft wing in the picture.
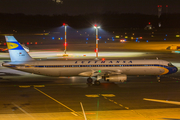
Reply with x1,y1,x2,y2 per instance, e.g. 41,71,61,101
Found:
0,72,21,76
79,69,123,77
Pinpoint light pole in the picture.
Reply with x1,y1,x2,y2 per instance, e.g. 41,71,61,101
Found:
63,23,68,56
94,24,100,59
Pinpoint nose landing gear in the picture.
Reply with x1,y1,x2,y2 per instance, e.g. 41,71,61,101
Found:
157,75,161,82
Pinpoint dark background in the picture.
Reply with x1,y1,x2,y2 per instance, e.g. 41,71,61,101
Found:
0,0,180,44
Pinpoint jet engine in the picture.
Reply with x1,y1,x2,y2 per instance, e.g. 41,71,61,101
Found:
104,74,127,82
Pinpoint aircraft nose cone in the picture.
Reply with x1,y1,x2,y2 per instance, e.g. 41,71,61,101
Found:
175,67,178,72
173,66,178,73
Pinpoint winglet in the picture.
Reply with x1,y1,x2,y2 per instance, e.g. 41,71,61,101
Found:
5,36,34,62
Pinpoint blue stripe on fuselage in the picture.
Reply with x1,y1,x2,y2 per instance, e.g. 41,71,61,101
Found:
163,66,178,75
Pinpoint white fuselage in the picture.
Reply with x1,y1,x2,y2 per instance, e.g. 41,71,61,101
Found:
2,59,177,77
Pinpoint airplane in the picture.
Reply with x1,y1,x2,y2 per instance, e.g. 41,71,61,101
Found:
2,36,178,85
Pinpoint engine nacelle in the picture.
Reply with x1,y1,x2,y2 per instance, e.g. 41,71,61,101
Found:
105,74,127,82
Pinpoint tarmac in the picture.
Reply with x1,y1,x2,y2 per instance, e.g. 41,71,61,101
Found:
0,42,180,120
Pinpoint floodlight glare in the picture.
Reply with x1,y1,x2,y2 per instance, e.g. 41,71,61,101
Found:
94,24,100,29
63,23,68,26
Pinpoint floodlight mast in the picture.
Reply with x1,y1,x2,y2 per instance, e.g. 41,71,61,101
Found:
94,24,100,59
63,23,68,54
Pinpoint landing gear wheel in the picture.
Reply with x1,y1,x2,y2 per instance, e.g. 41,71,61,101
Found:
87,77,93,86
157,75,161,83
94,80,101,85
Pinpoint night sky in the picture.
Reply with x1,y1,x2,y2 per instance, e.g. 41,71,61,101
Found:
0,0,180,15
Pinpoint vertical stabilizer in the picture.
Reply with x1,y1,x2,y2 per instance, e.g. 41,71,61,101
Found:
5,36,34,62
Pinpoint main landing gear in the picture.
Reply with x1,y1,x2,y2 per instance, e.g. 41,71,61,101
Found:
87,77,93,86
87,77,101,86
94,80,101,85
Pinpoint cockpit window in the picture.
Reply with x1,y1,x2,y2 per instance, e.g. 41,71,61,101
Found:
168,63,173,66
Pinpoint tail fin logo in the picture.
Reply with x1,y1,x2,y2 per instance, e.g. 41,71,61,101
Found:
7,42,19,50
